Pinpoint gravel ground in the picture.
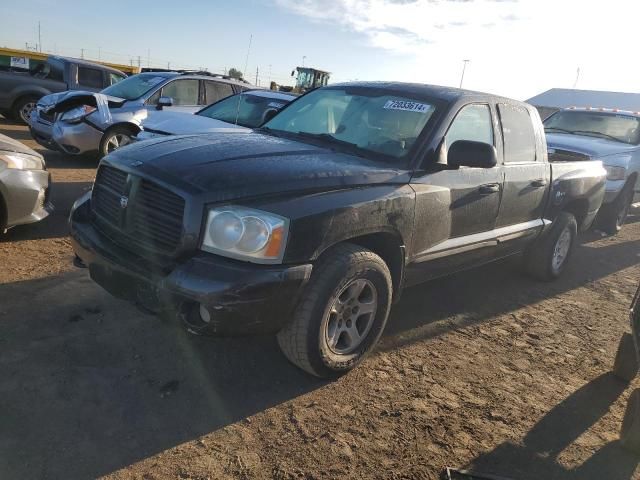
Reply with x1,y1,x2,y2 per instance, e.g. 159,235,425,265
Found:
1,117,639,480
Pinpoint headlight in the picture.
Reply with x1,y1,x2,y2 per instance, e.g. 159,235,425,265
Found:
60,105,96,123
604,165,626,181
201,206,289,263
0,152,44,170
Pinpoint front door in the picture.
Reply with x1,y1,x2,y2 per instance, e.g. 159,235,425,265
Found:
406,103,504,284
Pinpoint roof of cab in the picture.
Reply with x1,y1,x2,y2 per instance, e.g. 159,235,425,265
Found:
51,56,126,76
328,81,523,105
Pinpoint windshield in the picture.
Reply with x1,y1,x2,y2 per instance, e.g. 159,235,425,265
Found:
263,87,437,160
101,73,168,100
544,110,640,145
197,93,291,128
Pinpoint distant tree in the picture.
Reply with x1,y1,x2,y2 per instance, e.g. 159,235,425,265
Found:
228,68,243,80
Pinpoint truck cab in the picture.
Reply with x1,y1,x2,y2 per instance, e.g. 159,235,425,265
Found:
544,107,640,233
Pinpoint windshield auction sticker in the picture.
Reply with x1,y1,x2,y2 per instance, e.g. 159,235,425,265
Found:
383,100,430,113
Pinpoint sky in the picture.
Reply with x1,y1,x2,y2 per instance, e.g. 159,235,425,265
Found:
1,0,639,100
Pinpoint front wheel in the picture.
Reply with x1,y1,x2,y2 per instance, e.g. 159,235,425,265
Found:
613,333,638,382
597,188,633,235
277,243,392,378
99,125,135,157
524,212,577,281
11,95,39,124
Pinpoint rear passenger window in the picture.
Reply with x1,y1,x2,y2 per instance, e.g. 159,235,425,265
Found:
499,104,537,162
161,79,199,106
78,67,104,89
205,81,234,105
446,104,494,148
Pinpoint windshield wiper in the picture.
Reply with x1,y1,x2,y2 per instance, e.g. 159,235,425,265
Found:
293,132,366,154
571,130,625,143
544,126,574,134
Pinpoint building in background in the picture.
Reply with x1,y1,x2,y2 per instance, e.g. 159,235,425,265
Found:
527,88,640,120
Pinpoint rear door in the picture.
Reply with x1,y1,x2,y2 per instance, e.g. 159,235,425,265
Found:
77,65,105,92
494,103,549,255
407,103,504,283
204,80,235,106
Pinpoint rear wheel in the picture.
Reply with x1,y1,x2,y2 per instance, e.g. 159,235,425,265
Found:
598,187,633,235
277,243,392,378
99,125,135,157
524,212,577,281
11,95,39,124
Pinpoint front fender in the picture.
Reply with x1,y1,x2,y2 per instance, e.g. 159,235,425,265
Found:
244,184,416,265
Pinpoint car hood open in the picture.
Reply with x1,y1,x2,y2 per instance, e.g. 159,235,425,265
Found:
105,132,410,202
141,111,250,135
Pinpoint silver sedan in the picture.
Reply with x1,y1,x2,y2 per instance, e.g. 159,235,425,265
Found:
0,133,52,232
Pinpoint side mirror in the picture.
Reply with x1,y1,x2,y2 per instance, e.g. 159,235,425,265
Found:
261,109,278,125
447,140,497,169
156,96,174,110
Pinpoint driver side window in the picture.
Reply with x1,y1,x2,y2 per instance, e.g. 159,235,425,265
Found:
446,104,494,148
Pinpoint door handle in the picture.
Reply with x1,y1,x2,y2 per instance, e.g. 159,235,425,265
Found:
478,183,500,194
530,179,548,188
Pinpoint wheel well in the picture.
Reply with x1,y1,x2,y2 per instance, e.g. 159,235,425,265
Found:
105,122,141,136
11,93,40,111
562,198,589,229
335,233,406,302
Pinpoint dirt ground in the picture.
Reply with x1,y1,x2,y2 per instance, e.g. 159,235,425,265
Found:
1,117,640,480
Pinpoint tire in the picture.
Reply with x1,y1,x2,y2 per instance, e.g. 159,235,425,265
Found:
524,212,577,281
597,187,633,235
99,125,135,157
11,95,39,125
277,243,392,378
613,333,638,382
621,389,640,454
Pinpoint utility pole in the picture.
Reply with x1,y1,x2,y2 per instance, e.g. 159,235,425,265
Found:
38,21,42,52
459,59,470,88
302,56,306,67
268,64,272,84
137,56,141,68
167,62,170,70
81,48,84,59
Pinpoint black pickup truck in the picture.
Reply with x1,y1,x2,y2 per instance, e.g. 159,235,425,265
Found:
69,82,606,377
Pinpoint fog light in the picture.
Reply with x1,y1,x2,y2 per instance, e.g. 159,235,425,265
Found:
199,304,211,324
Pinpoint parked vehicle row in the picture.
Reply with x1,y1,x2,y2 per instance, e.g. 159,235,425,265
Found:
29,71,252,157
68,82,607,377
544,107,640,233
0,56,126,124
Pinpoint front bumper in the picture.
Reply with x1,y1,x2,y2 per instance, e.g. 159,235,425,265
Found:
69,197,313,335
52,120,103,155
29,113,58,151
0,168,52,228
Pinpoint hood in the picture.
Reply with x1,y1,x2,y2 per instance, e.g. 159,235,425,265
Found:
0,133,42,158
105,132,410,202
142,111,249,135
39,90,126,111
546,133,638,159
